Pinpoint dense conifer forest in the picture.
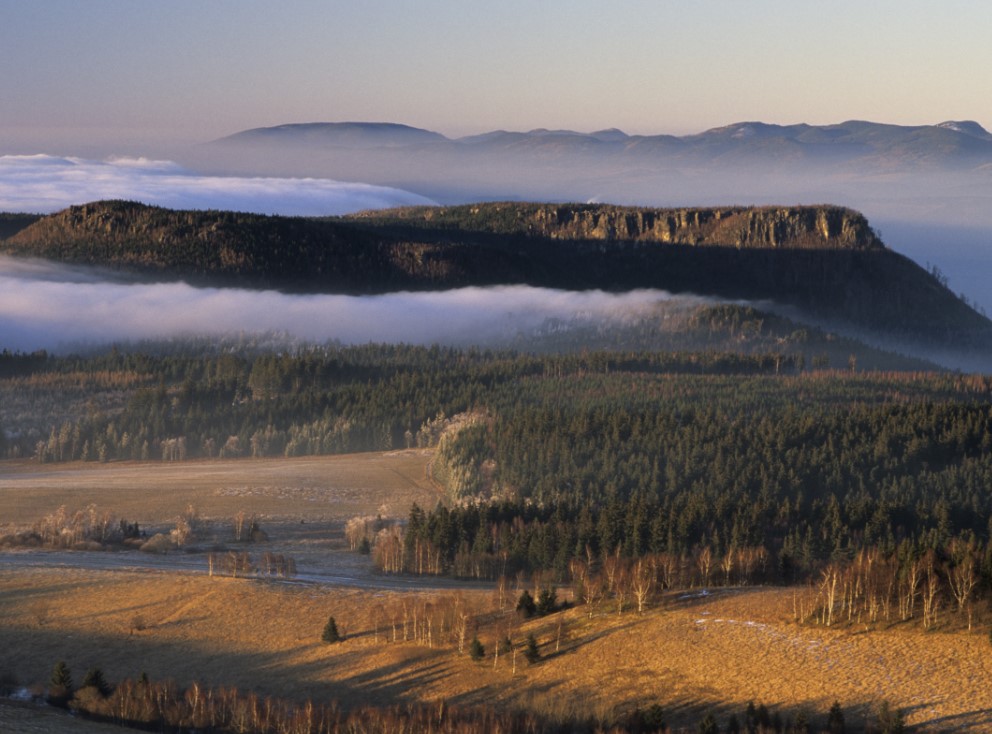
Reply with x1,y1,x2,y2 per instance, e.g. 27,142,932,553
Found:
4,328,992,599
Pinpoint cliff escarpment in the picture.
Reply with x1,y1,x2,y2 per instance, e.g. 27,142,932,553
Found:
2,200,988,352
357,203,884,251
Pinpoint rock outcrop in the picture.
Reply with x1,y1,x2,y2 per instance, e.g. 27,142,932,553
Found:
369,203,884,251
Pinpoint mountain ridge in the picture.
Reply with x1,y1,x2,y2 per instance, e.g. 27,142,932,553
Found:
2,200,989,365
211,119,992,168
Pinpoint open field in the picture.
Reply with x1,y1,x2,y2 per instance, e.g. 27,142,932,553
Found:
3,565,992,731
0,450,440,531
4,453,992,731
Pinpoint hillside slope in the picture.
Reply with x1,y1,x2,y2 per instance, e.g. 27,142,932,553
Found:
3,200,990,354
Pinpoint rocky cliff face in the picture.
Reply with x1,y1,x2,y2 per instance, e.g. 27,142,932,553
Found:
397,203,884,250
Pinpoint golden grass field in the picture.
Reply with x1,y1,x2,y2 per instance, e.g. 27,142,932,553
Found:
3,453,992,731
0,450,440,530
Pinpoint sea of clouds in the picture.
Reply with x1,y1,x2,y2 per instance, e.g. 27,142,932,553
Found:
0,154,435,215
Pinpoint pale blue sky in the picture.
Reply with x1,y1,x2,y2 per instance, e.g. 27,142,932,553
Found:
1,0,990,150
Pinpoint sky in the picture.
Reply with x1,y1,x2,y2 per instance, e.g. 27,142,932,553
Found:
2,0,991,152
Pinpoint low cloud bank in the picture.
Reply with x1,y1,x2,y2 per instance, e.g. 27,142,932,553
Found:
0,257,688,352
0,155,435,215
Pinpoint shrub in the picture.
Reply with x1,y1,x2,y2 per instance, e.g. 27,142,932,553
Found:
139,533,175,554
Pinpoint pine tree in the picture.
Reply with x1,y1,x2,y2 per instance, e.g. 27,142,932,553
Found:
469,636,485,661
322,615,341,643
50,660,72,690
536,588,558,616
827,701,846,734
48,661,73,707
516,590,536,618
524,633,540,664
82,667,111,697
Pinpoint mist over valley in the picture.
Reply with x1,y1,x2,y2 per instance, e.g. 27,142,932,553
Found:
0,256,712,353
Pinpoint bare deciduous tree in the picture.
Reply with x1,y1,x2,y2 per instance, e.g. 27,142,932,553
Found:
945,539,978,630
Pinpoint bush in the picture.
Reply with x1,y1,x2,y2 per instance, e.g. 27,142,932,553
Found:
139,533,175,554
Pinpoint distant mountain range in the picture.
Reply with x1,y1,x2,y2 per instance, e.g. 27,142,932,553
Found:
212,119,992,172
189,119,992,220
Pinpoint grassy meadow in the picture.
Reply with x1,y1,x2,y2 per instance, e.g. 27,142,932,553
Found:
3,452,992,731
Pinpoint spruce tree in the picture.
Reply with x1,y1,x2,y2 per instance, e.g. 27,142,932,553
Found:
524,633,540,664
516,590,536,618
322,615,342,643
469,636,485,661
50,660,72,690
82,667,111,697
827,701,845,734
48,661,73,707
536,588,558,616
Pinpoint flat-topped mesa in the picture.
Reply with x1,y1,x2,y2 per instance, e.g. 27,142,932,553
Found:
371,203,884,251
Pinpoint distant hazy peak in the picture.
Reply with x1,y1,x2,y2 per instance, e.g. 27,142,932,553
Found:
936,120,992,139
215,121,449,148
589,128,629,142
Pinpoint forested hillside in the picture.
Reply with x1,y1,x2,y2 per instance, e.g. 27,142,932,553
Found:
3,335,991,589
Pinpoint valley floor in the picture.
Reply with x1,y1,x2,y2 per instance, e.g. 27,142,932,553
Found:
2,566,992,731
3,454,992,731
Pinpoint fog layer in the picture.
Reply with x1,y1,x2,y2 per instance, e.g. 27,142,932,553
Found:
0,155,435,215
0,257,691,353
